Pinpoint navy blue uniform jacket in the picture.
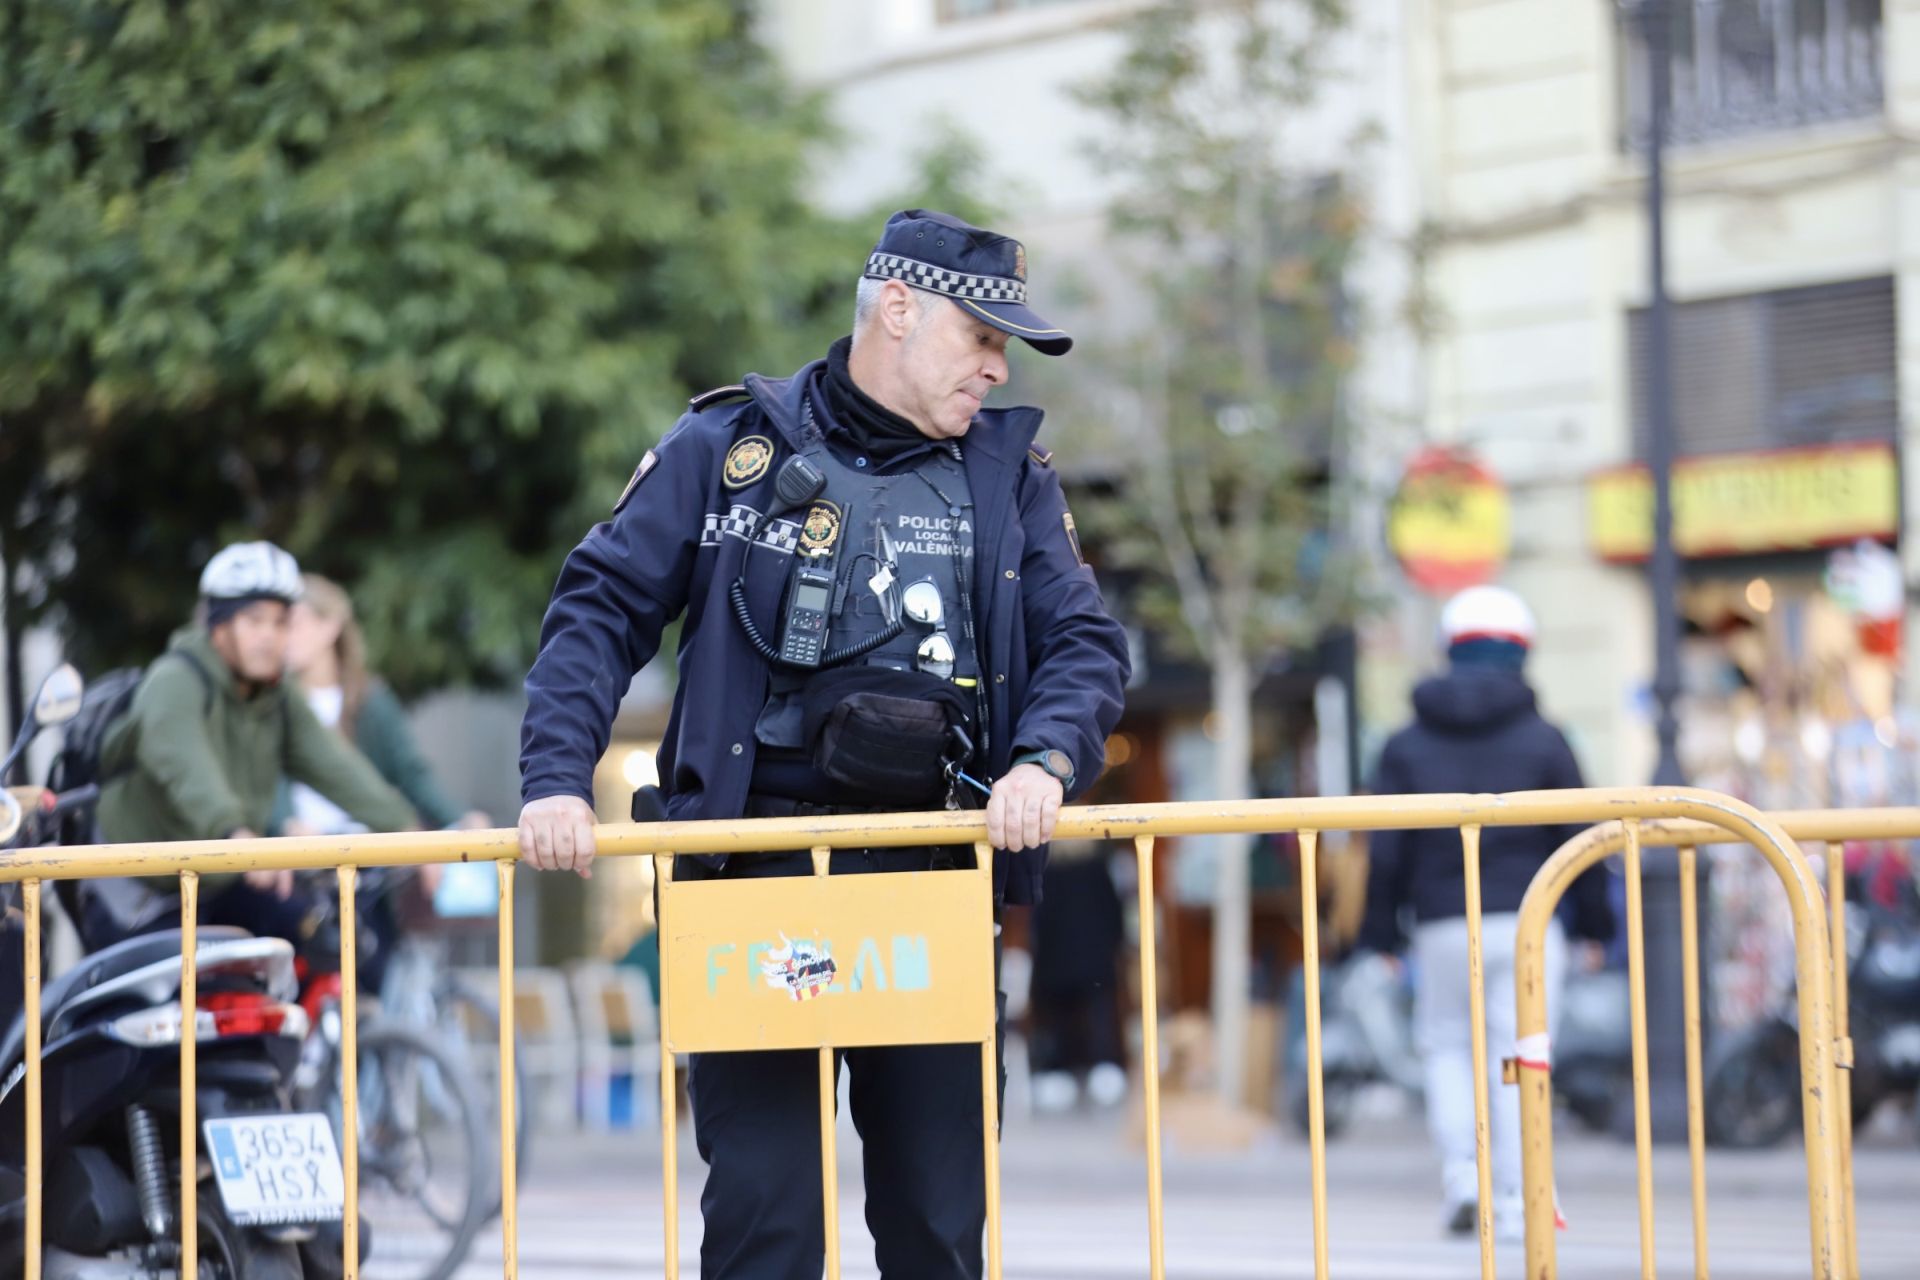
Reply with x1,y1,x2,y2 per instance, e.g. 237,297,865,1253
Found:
519,359,1131,904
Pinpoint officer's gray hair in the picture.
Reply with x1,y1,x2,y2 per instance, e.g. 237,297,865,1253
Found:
853,277,936,332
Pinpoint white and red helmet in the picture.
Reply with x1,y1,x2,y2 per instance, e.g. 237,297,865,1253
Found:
1440,585,1536,650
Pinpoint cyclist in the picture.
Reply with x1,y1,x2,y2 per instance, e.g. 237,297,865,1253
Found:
85,542,415,946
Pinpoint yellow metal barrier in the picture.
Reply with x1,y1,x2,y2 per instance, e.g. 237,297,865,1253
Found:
1514,808,1895,1279
1526,810,1919,1280
2,787,1852,1279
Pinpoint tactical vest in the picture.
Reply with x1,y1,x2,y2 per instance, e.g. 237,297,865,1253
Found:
753,413,980,752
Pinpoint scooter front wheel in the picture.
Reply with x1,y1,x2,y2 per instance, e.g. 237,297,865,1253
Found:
1704,1019,1802,1149
196,1196,302,1280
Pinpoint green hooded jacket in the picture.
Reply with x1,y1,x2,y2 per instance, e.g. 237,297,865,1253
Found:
97,628,416,845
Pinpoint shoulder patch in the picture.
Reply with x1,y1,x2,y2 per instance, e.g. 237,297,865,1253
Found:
723,435,775,489
1027,446,1054,468
689,383,750,413
614,449,659,514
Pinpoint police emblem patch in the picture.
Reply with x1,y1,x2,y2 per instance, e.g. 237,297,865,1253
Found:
723,436,774,489
799,501,842,556
1013,243,1028,283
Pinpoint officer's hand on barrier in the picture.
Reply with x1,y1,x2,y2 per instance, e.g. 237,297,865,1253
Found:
518,795,598,879
987,763,1063,854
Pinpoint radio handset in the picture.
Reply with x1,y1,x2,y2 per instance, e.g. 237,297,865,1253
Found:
772,455,827,512
776,493,851,669
732,453,831,666
770,456,836,669
729,448,901,669
777,558,837,668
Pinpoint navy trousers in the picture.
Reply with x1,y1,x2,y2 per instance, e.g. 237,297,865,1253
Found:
681,846,990,1280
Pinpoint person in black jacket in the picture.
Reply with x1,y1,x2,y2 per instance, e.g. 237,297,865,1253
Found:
1360,585,1614,1241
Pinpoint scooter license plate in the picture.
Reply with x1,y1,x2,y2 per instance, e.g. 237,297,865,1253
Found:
203,1113,346,1225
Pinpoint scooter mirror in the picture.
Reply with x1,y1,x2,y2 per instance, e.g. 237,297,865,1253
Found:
30,663,85,729
0,789,21,847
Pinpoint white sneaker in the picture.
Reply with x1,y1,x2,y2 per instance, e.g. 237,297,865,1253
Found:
1492,1195,1532,1244
1032,1072,1079,1113
1086,1063,1128,1107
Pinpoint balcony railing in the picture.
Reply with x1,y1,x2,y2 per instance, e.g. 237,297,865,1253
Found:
1620,0,1884,148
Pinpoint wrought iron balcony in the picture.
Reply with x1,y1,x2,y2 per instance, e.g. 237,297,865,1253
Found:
1620,0,1884,148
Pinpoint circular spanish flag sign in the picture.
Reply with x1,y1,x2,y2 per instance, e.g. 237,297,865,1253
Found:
1387,447,1511,595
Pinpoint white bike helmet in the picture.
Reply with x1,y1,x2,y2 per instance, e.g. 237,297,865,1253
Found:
1440,585,1536,649
199,541,304,604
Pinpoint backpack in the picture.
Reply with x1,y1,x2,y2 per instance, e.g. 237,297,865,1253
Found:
47,652,214,795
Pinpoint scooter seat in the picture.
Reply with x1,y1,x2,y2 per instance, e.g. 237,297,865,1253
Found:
0,926,250,1083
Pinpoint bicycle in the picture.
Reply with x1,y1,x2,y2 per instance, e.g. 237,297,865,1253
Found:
291,869,489,1280
375,910,532,1216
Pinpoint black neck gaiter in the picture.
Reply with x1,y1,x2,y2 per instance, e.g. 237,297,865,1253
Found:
820,337,937,462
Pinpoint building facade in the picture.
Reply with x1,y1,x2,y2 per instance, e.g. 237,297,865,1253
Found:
1410,1,1918,793
1411,0,1920,1023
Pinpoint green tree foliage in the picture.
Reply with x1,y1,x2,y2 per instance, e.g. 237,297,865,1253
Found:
0,0,860,691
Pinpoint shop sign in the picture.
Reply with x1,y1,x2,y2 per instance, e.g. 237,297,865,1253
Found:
1588,441,1898,563
1387,446,1511,594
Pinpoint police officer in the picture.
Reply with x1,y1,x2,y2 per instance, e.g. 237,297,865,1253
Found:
518,209,1130,1278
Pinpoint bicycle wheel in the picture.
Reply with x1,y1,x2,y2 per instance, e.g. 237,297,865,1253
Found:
339,1019,489,1280
436,977,532,1210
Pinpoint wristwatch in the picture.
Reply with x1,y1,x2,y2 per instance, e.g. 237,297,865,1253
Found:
1010,748,1075,790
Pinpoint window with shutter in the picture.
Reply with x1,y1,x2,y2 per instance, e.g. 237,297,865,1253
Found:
1628,276,1896,459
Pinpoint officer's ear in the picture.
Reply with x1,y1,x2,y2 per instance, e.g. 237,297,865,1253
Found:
876,279,924,342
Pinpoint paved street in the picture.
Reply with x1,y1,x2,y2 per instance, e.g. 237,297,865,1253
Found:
450,1098,1920,1279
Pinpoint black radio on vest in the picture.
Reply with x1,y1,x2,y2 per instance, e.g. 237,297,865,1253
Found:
777,564,835,667
773,453,837,668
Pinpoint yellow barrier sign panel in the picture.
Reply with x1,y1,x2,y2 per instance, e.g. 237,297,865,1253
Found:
662,871,994,1053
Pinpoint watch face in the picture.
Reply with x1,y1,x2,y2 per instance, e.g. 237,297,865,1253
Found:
1043,750,1072,778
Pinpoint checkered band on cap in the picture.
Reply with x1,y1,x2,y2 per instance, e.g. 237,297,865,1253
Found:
864,252,1028,305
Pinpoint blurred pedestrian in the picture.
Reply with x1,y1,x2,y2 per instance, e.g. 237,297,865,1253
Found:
1359,585,1614,1241
1028,837,1128,1110
275,572,491,987
277,573,490,836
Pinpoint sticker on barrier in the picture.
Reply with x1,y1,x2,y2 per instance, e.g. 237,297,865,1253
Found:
661,869,995,1053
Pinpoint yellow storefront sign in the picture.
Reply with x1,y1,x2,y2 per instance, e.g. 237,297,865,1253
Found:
661,868,995,1052
1588,441,1898,562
